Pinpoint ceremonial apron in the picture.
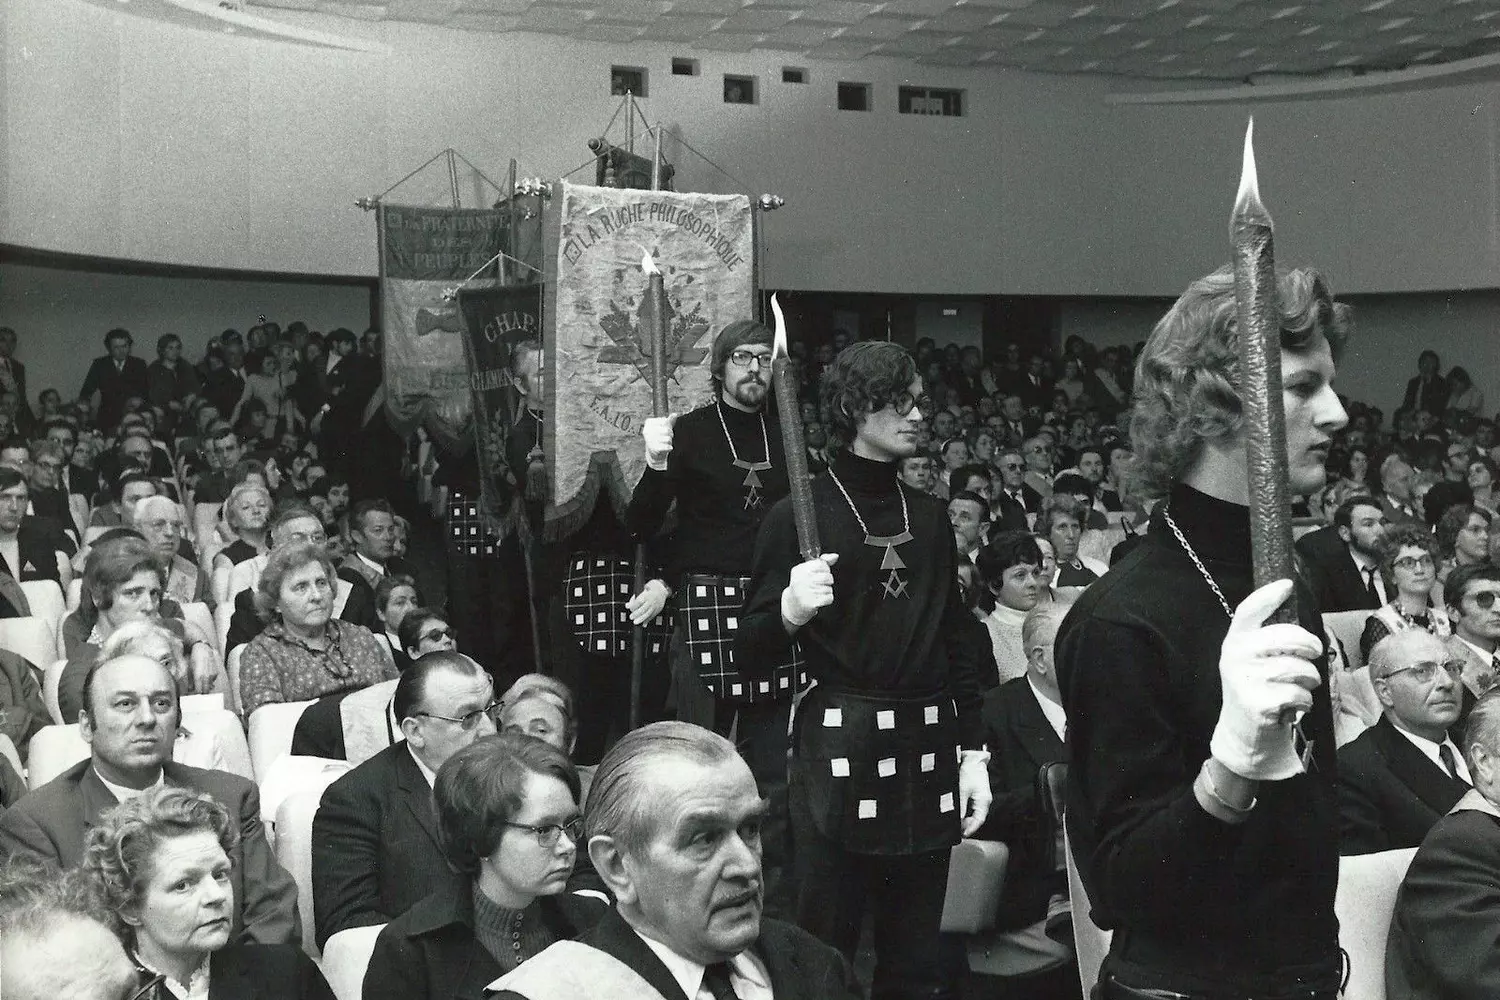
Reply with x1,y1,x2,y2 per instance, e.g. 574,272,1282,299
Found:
793,683,962,856
562,554,672,657
678,572,805,705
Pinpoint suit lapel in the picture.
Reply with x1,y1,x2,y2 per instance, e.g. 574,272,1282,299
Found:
756,920,813,1000
1010,683,1065,762
1374,718,1469,809
79,765,121,829
393,746,442,852
582,909,691,1000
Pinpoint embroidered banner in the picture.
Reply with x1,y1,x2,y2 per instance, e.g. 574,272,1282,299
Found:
454,283,542,540
545,183,753,537
380,204,505,450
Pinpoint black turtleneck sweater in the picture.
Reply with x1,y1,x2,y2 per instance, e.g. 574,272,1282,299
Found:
625,398,789,580
738,449,985,749
1057,483,1340,998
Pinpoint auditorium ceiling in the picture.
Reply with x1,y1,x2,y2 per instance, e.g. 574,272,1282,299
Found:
242,0,1500,81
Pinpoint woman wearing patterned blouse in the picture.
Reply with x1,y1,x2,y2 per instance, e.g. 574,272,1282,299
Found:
238,541,396,719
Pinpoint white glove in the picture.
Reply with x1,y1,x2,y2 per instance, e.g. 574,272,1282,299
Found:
781,554,840,627
958,749,992,836
642,413,678,471
1209,579,1322,782
625,578,671,626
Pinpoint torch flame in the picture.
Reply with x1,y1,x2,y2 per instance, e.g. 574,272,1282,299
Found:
1234,117,1267,218
640,249,660,276
770,293,788,360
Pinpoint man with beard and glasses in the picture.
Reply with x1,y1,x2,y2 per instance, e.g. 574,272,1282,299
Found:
739,342,992,1000
625,319,800,912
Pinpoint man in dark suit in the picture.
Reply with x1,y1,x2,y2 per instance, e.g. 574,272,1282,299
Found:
0,654,299,946
311,652,496,947
1400,349,1449,418
992,445,1041,533
78,328,149,433
0,328,32,430
41,420,99,502
1338,630,1471,854
490,721,862,1000
335,498,414,635
1386,688,1500,999
315,328,379,478
0,468,71,588
979,603,1071,946
1377,454,1424,526
201,330,250,424
1298,495,1389,613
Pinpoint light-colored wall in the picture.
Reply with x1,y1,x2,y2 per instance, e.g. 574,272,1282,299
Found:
0,261,372,410
5,0,1500,297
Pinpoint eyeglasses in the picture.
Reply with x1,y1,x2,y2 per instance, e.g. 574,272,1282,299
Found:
1392,554,1435,571
1465,589,1500,610
420,627,453,645
414,700,498,731
892,392,932,417
124,972,167,1000
1380,660,1465,685
503,816,584,849
727,349,773,369
1001,462,1024,471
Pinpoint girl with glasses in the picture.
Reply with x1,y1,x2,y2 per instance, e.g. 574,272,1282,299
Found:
1361,525,1452,663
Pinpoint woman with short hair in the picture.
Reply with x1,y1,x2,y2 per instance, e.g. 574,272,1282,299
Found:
397,607,458,663
80,786,334,1000
1360,524,1452,662
237,540,395,719
363,732,605,1000
211,482,271,605
374,573,421,671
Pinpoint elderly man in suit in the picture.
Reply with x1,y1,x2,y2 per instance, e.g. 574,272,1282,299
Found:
0,654,299,946
1298,495,1389,613
310,651,497,948
1378,454,1423,527
992,445,1041,533
1337,630,1471,854
490,721,862,1000
1387,688,1500,998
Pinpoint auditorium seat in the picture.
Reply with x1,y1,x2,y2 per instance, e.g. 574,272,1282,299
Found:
1336,848,1418,1000
65,577,82,612
1063,823,1111,998
181,601,217,654
256,753,350,827
20,579,65,641
42,659,66,725
321,924,386,1000
273,788,325,958
228,557,264,604
178,701,253,781
26,725,90,788
0,734,21,787
340,678,398,766
1323,610,1375,672
0,617,59,676
67,494,89,538
248,699,317,781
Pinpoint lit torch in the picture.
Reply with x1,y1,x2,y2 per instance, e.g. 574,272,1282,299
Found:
1230,118,1295,626
641,250,669,417
770,294,820,560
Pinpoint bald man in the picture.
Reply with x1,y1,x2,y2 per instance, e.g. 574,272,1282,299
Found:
1336,630,1472,855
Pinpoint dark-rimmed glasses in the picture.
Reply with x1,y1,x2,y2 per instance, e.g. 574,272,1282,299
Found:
727,349,772,369
414,701,499,731
892,392,932,417
503,816,584,849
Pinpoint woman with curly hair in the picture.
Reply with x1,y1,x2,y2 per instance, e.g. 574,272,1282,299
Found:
80,786,333,1000
1360,523,1452,663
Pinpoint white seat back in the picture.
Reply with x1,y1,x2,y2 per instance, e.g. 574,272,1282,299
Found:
180,602,217,654
273,788,325,958
42,659,66,725
333,579,352,618
176,705,253,781
1336,848,1418,1000
228,556,265,605
26,725,89,788
215,602,236,661
67,494,89,537
1324,610,1375,672
226,644,244,716
322,924,386,1000
19,580,65,632
0,617,60,673
248,699,316,781
0,734,22,786
66,577,82,611
340,678,399,766
1064,823,1112,998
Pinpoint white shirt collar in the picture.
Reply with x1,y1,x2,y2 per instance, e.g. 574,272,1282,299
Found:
630,926,769,1000
1458,634,1498,661
356,552,385,576
94,766,166,804
407,743,437,788
1389,723,1471,784
1026,678,1067,742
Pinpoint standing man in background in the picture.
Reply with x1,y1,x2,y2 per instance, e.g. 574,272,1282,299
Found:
78,329,149,432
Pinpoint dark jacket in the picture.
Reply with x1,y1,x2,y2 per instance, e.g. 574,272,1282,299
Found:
992,484,1042,533
363,876,606,1000
136,944,334,1000
310,741,451,948
79,355,150,431
978,676,1067,930
1,519,68,584
1401,374,1450,417
146,358,202,411
490,905,863,1000
0,647,47,752
1296,526,1381,614
0,759,300,947
1386,792,1500,1000
1336,716,1469,855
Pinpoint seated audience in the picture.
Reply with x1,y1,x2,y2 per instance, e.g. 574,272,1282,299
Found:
0,654,298,945
336,498,410,634
238,540,395,719
0,466,71,586
194,426,244,506
89,471,159,529
131,496,205,606
59,536,216,722
1377,453,1423,526
1435,504,1492,587
976,531,1046,684
80,787,335,1000
1336,631,1471,854
373,573,420,671
991,446,1041,532
1387,690,1500,999
977,603,1074,976
1297,495,1389,613
98,621,227,770
487,721,861,1000
363,732,607,1000
1469,456,1497,515
1445,564,1500,703
948,489,989,564
1038,493,1105,588
210,482,270,605
398,607,459,663
1361,525,1451,662
43,418,100,501
28,437,75,534
0,857,142,1000
311,650,497,947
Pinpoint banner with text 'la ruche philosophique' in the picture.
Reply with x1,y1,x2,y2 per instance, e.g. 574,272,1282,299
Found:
545,184,753,539
380,204,505,450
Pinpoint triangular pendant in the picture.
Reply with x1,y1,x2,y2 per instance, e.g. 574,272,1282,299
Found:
743,468,762,489
880,544,906,570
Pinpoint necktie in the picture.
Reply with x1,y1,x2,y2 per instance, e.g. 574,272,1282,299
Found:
701,963,741,1000
1439,743,1466,784
1363,566,1380,604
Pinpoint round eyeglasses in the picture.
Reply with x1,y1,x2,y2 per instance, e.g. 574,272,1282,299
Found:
502,816,584,849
